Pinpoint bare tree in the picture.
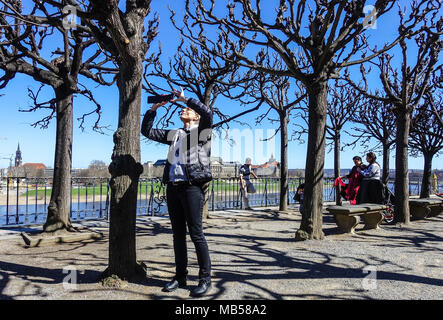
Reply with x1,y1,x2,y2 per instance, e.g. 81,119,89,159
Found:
143,10,250,220
79,160,110,177
182,0,406,240
346,94,397,185
345,1,442,224
58,0,160,282
410,95,443,198
237,54,306,212
326,81,361,205
0,0,113,232
424,67,443,129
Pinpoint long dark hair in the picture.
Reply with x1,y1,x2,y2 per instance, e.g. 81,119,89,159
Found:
366,152,379,165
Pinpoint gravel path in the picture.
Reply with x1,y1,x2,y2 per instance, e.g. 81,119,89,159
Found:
0,206,441,300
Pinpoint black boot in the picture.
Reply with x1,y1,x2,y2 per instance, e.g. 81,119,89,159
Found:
190,279,211,297
162,277,187,292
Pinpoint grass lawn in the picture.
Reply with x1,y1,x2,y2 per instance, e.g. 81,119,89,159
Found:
20,179,305,198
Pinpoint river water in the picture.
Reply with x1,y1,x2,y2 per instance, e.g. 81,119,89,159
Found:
0,182,440,226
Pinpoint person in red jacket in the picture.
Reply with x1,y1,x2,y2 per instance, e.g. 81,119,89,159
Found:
339,156,364,205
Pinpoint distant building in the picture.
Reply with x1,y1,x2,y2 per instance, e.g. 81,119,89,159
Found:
209,158,242,178
146,157,242,178
141,161,158,178
153,159,167,167
221,161,242,177
251,154,280,177
23,163,46,171
210,157,223,177
14,143,22,167
42,168,82,178
15,163,47,177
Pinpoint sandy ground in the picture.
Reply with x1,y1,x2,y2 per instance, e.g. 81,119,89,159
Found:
0,206,442,301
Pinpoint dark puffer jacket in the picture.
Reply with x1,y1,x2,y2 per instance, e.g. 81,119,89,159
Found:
141,98,213,185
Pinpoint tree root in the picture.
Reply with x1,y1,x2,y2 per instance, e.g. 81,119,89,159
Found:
294,229,310,241
294,229,324,241
100,261,148,287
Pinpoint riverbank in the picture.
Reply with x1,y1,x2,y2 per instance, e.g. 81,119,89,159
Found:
0,194,108,206
0,205,441,300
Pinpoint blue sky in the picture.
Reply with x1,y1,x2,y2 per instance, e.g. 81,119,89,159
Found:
0,1,441,171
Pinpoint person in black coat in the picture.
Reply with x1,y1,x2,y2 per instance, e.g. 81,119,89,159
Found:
141,87,212,297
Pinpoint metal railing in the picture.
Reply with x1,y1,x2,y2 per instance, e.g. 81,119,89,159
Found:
0,176,439,226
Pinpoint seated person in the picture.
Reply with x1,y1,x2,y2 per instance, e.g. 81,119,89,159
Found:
339,156,364,205
356,152,384,204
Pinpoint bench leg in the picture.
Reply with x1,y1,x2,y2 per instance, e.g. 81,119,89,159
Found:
362,211,383,230
410,206,431,220
334,214,360,234
428,206,442,217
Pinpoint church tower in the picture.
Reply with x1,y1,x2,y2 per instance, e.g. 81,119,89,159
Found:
15,143,22,167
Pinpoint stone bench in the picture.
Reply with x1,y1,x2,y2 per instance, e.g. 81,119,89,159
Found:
409,198,443,220
326,204,388,234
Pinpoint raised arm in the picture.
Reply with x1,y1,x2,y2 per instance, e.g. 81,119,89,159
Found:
172,87,213,130
187,98,213,130
141,103,172,145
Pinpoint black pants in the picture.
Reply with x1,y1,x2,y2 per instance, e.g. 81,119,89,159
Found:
356,179,384,204
166,183,211,282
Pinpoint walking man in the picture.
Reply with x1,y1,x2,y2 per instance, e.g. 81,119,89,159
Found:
141,88,213,297
239,157,258,210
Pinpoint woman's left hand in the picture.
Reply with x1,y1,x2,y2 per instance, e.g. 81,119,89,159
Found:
171,87,187,103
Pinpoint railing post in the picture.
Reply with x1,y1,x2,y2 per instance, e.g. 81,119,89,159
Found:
235,177,240,208
99,178,103,219
34,180,38,222
105,178,110,220
70,177,73,219
150,179,154,216
211,179,215,211
6,177,9,225
16,177,20,224
92,178,96,217
25,179,29,224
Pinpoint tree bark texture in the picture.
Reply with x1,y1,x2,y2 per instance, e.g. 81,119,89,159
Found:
334,133,342,206
393,111,411,224
382,142,390,186
295,81,327,240
106,61,145,280
202,96,212,220
43,87,73,232
420,152,433,199
279,114,289,212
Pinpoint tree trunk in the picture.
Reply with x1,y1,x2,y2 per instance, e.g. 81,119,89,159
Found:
295,81,327,241
420,152,433,199
105,62,145,281
382,142,390,186
202,95,212,220
43,87,73,232
279,113,289,212
334,133,342,206
393,110,411,224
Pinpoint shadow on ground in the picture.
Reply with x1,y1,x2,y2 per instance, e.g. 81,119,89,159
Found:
0,210,441,300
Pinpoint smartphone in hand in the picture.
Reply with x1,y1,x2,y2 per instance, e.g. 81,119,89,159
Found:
148,93,174,104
